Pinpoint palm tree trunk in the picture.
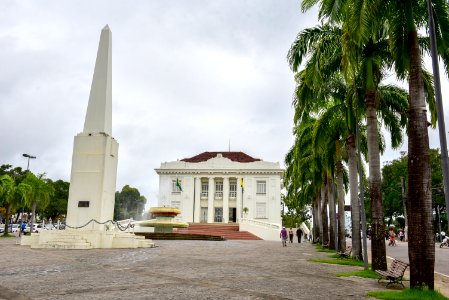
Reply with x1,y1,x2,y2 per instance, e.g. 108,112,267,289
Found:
366,89,387,271
312,198,318,242
321,182,329,245
336,159,346,252
316,191,323,242
407,26,434,289
347,134,362,259
30,202,37,235
328,177,337,250
4,204,11,235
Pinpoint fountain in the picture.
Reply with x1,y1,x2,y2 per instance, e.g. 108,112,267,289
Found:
135,207,188,233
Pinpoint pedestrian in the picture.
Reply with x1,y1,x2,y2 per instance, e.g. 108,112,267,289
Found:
388,228,396,246
280,227,288,247
296,227,303,243
399,230,404,242
288,227,294,243
441,230,446,243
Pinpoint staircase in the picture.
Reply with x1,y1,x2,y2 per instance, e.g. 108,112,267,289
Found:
31,233,93,249
175,223,262,240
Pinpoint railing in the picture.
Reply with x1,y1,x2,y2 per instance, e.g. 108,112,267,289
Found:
229,191,237,198
215,191,223,198
240,218,280,230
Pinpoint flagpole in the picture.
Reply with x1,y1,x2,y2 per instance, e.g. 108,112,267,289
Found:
241,187,243,219
193,177,196,223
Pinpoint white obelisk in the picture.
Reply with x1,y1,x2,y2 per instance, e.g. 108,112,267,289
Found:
66,25,118,230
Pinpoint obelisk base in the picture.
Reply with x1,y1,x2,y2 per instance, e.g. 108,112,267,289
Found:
20,229,155,249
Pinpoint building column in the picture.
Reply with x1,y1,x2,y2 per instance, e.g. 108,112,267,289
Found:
223,177,229,224
208,177,214,223
193,177,201,223
237,177,242,223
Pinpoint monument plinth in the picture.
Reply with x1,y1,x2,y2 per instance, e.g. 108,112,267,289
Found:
21,26,154,249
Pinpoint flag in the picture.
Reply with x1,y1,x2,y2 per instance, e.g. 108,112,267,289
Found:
176,177,183,192
240,178,244,192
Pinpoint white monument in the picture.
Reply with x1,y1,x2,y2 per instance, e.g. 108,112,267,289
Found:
21,25,154,249
65,25,117,229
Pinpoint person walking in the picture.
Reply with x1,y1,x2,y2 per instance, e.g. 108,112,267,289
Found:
296,227,303,243
280,227,288,247
388,228,396,246
288,227,294,243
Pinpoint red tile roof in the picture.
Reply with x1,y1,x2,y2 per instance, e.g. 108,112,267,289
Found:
181,152,261,163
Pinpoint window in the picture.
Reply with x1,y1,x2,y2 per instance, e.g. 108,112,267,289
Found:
201,181,209,198
256,181,266,194
256,202,267,218
229,181,237,198
215,180,223,198
172,180,182,194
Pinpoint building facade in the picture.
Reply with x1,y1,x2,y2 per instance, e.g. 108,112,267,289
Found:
155,152,283,225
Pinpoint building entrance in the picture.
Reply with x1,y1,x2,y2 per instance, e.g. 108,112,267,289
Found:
229,208,236,222
200,208,208,223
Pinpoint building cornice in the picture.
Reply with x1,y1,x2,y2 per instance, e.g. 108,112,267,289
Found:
154,169,284,176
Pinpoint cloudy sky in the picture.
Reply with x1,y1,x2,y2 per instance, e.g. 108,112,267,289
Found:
1,1,448,209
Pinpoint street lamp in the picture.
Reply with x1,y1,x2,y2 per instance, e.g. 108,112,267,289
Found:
22,153,36,171
20,153,36,237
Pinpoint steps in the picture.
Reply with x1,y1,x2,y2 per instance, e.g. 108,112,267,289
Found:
175,223,262,240
135,232,225,241
31,233,93,249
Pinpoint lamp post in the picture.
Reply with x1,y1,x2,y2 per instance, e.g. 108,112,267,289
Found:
20,153,36,237
22,153,36,171
426,0,449,219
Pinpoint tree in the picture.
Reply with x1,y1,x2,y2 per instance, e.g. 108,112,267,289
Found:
382,149,446,231
114,185,147,220
42,179,69,221
377,0,449,288
23,172,55,232
0,175,31,235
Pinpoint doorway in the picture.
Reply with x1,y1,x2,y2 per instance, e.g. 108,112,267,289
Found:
200,208,208,223
229,208,237,222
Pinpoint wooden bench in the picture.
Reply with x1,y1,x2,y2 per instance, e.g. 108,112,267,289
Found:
375,259,409,288
337,246,352,258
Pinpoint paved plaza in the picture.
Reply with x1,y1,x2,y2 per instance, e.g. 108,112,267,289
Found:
0,237,397,300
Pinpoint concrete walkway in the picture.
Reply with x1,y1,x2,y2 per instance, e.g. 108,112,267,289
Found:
0,237,412,299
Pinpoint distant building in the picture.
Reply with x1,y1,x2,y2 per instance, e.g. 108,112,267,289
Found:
155,151,283,225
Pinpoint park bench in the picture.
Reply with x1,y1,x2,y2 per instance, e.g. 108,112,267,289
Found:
375,259,409,288
337,246,352,258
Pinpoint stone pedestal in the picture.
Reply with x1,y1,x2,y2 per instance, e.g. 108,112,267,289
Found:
21,229,155,249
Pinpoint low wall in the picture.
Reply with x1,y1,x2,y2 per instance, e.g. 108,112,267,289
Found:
239,218,281,241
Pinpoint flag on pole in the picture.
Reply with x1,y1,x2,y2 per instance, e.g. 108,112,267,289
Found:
176,177,183,192
240,178,244,192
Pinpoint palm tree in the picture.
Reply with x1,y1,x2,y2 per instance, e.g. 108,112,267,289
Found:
376,0,449,288
23,172,55,232
312,92,351,251
285,116,325,243
0,175,31,235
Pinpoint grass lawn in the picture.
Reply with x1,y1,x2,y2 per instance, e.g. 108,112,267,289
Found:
0,233,16,238
315,244,336,253
336,269,379,279
310,258,367,267
367,288,448,300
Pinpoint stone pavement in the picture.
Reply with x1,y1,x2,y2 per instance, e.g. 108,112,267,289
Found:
0,237,413,300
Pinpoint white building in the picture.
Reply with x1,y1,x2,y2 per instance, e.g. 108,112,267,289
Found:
155,151,283,226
